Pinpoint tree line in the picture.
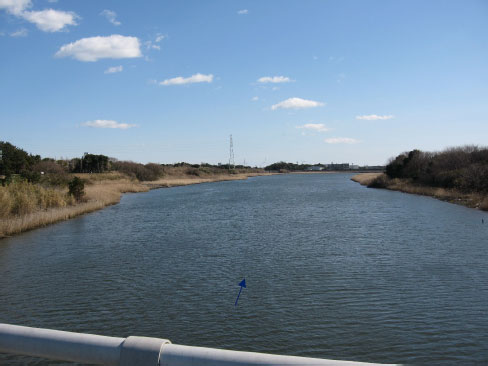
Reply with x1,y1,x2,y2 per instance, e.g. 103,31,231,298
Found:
0,141,257,184
385,146,488,192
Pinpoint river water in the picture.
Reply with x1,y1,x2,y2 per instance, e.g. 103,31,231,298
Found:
1,174,487,365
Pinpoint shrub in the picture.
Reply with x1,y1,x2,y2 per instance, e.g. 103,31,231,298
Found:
68,177,85,202
367,174,389,188
111,161,163,181
186,167,201,176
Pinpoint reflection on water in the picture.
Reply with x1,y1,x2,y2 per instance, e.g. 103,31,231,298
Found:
1,174,487,365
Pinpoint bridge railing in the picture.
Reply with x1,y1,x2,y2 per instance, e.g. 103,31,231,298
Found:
0,323,399,366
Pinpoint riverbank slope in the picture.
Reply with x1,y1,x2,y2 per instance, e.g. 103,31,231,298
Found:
351,173,488,211
0,172,271,238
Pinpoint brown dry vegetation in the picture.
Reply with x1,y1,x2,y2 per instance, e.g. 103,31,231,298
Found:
351,173,488,211
0,175,148,238
0,171,271,238
350,173,382,186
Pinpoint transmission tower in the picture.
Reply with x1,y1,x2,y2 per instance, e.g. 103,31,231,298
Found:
229,134,235,170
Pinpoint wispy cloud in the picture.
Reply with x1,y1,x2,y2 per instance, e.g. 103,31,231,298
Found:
160,73,213,86
324,137,358,144
356,114,394,120
82,120,136,129
104,65,123,74
100,9,121,26
251,96,259,101
10,28,28,37
257,76,291,84
296,123,329,132
145,33,166,51
145,41,160,50
271,97,324,110
55,35,142,62
336,73,346,84
237,9,248,15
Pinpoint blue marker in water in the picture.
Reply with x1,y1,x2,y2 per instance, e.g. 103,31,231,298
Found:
235,278,246,306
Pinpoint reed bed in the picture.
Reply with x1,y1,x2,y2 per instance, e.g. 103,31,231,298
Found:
142,172,268,189
0,178,148,238
351,173,488,211
0,172,271,238
350,173,382,186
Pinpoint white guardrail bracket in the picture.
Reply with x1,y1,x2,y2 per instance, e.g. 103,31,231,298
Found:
120,336,170,366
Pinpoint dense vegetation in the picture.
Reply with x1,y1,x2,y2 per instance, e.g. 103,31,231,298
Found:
383,146,488,192
0,141,262,222
0,141,256,185
265,162,314,171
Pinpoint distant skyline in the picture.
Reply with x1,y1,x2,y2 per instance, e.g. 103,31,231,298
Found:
1,0,487,166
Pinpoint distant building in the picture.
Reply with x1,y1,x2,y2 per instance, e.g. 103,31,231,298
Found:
306,166,324,171
326,163,350,171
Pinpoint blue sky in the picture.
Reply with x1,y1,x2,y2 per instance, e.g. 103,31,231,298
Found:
1,0,487,166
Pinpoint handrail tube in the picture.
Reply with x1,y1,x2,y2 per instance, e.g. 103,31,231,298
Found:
0,323,124,365
161,344,396,366
0,323,399,366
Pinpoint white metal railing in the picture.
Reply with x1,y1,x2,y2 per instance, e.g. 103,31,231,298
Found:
0,323,400,366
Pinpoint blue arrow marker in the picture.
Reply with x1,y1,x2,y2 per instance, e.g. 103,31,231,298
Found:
235,278,246,306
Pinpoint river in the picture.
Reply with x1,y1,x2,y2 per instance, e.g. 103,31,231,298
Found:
1,174,487,365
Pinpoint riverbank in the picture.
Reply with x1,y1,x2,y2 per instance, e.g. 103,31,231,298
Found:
0,172,272,239
351,173,488,211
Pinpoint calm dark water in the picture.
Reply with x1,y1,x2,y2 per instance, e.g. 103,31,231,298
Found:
1,174,487,365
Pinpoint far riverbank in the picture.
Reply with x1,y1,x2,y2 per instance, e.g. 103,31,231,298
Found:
351,173,488,211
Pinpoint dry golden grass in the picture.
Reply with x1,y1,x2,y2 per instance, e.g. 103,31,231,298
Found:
350,173,383,185
0,178,148,238
351,173,488,211
0,172,273,238
142,172,271,189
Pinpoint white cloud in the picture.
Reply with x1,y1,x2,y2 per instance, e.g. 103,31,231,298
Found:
296,123,329,132
257,76,291,83
0,1,78,32
104,65,123,74
356,114,394,120
237,9,248,15
22,9,78,32
55,35,142,62
271,97,324,110
324,137,358,144
0,0,31,15
10,28,28,37
100,9,121,26
251,96,259,101
160,73,213,86
155,33,165,42
82,120,136,129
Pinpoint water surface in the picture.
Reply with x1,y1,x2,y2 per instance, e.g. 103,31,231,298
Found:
1,174,487,365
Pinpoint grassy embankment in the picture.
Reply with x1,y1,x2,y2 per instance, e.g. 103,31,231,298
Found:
0,170,268,238
351,173,488,211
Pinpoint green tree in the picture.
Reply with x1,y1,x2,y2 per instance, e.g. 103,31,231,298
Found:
68,177,85,202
